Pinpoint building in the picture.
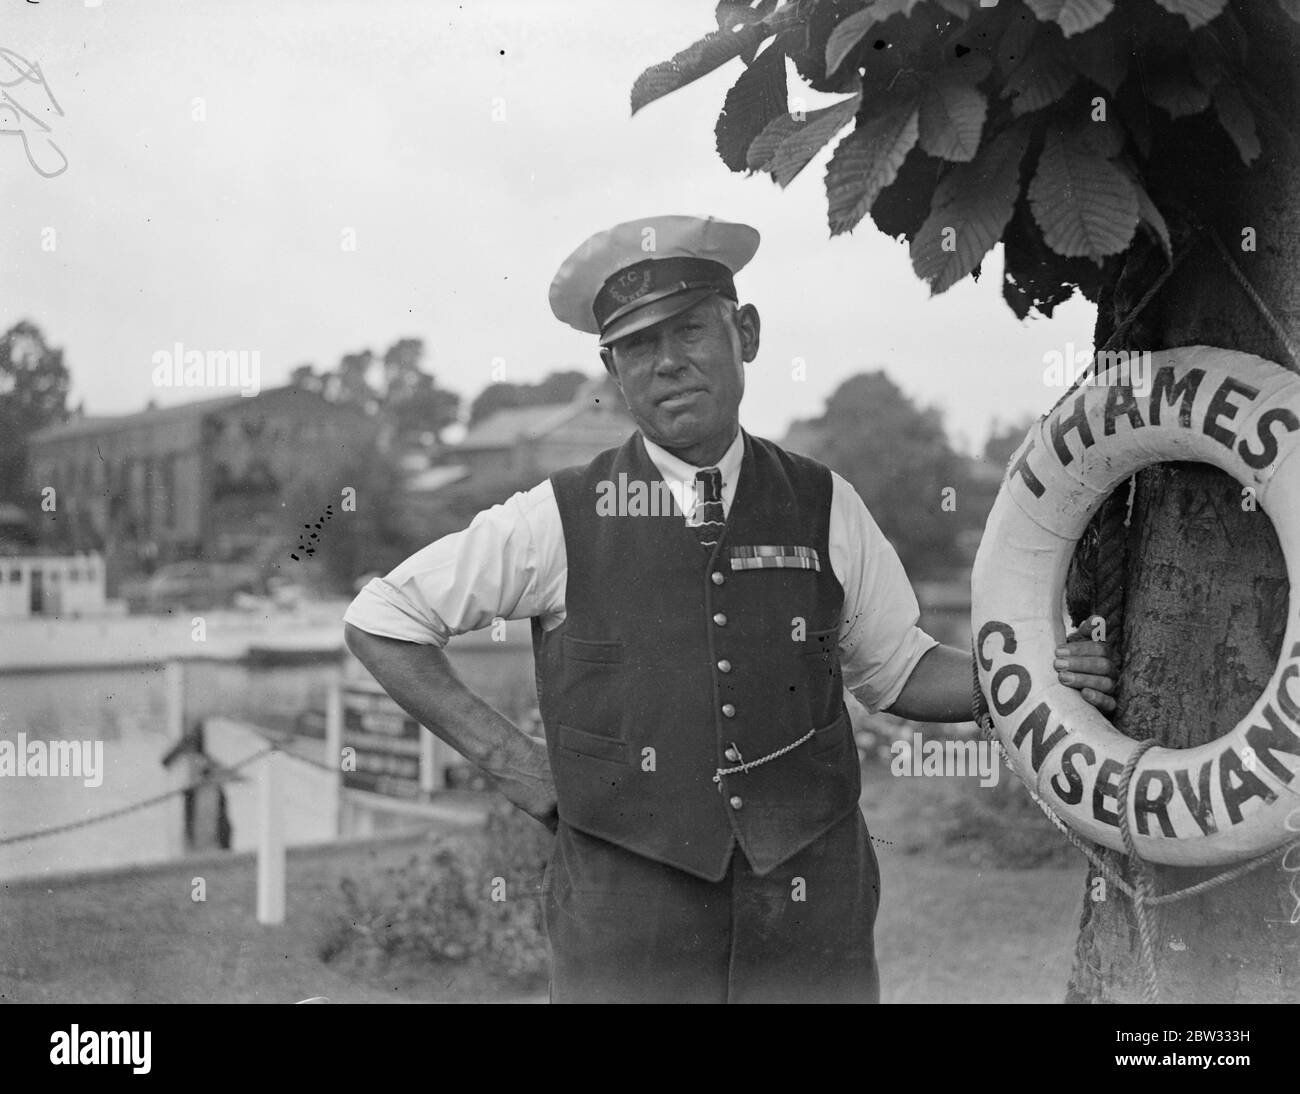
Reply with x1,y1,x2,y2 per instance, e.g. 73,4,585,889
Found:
0,552,107,618
27,387,374,591
390,375,636,545
443,375,635,482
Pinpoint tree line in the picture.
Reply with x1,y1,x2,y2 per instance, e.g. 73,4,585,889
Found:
1,319,1026,583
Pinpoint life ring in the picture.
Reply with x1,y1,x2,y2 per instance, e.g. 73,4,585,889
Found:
972,345,1300,866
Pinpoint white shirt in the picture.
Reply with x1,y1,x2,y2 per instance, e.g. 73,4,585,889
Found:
343,430,937,713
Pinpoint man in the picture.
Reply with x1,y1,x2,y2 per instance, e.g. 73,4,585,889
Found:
342,215,1116,1003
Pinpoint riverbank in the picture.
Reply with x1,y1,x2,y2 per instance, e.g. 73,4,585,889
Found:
1,766,1089,1004
0,600,352,672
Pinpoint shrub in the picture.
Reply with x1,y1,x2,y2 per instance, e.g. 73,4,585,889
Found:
319,801,553,988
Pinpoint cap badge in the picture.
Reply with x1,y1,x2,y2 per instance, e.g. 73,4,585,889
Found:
607,268,654,306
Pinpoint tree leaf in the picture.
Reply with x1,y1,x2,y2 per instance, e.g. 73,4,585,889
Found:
1074,113,1125,158
825,7,885,76
1119,163,1172,258
1148,75,1212,118
870,148,944,240
918,76,987,162
716,44,789,172
997,8,1040,76
825,0,923,75
1001,199,1117,316
1028,127,1139,260
1212,83,1261,165
1065,21,1129,94
1188,28,1229,91
931,123,1030,216
947,50,994,85
1116,80,1152,159
1152,0,1229,30
825,100,922,235
632,8,799,115
716,0,779,63
747,111,804,172
1023,0,1115,38
911,124,1032,293
770,92,863,187
633,26,768,114
1211,6,1251,65
716,0,777,32
1001,213,1073,319
1003,31,1078,115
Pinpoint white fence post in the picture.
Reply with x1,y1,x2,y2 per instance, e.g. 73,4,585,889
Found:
420,726,436,796
257,750,285,925
325,680,343,837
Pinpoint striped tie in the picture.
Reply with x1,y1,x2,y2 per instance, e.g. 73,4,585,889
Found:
691,467,726,549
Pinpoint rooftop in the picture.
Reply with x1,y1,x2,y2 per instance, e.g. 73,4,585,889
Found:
28,386,345,445
30,398,245,445
456,375,628,451
457,403,579,450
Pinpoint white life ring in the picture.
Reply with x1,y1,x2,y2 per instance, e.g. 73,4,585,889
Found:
972,345,1300,866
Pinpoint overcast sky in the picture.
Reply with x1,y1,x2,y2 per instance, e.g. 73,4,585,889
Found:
2,0,1098,454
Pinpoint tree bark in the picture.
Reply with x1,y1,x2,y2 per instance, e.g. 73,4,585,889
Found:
1065,9,1300,1003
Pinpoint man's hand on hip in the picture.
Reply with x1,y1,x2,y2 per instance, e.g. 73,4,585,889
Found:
343,624,558,831
486,733,558,832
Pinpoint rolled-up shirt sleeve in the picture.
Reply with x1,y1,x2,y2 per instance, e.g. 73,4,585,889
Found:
342,479,565,647
829,471,938,714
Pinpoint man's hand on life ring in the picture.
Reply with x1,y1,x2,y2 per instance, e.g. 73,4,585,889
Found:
1053,616,1118,714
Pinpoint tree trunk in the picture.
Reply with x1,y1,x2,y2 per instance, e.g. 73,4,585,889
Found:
1065,10,1300,1003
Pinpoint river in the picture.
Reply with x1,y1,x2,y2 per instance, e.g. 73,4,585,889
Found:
0,659,341,881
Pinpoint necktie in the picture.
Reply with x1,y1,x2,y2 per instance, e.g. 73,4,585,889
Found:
691,467,725,549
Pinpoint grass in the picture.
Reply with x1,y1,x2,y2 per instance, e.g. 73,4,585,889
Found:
862,763,1088,1002
0,831,541,1004
1,767,1091,1004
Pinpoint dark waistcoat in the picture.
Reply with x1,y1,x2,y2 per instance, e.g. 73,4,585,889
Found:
532,429,862,880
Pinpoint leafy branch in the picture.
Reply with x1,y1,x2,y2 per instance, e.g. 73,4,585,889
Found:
633,0,1296,317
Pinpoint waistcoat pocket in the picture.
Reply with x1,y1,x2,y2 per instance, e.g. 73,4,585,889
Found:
809,708,852,756
557,723,631,765
562,635,624,663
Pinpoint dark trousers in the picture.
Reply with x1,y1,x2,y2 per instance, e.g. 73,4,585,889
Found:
542,808,881,1003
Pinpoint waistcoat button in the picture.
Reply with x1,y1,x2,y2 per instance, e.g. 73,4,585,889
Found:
729,796,743,810
713,612,727,626
724,747,739,762
721,703,736,717
711,571,725,585
716,659,731,673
